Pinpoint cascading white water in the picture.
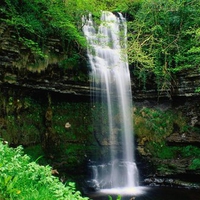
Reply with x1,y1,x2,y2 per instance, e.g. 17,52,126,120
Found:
83,11,139,190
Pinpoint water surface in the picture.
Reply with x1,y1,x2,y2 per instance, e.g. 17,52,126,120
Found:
87,186,200,200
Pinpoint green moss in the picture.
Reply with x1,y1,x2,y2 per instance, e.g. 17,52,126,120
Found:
0,94,44,146
157,164,176,174
52,102,93,141
134,106,200,169
181,146,200,158
190,158,200,170
146,142,200,161
134,107,187,143
146,142,176,159
49,101,95,168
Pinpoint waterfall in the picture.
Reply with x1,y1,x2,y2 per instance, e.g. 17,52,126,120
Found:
83,11,139,190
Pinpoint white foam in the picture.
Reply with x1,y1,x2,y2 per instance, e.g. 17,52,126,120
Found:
99,186,148,195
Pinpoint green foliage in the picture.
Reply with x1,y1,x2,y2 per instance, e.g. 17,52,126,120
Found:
1,0,200,82
23,145,47,165
127,0,200,95
51,102,94,169
108,195,122,200
65,0,132,19
19,37,47,58
0,93,44,146
146,142,200,160
65,144,86,166
0,141,88,200
190,158,200,170
146,142,175,159
133,106,200,161
52,102,93,140
1,0,87,68
181,145,200,158
195,87,200,93
0,0,134,71
0,0,138,65
134,107,186,143
59,53,80,70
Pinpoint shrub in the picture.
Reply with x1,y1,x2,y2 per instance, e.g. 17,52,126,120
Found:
0,140,88,200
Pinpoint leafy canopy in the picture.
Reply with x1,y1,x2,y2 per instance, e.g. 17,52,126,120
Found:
1,0,87,60
1,0,200,93
127,0,200,94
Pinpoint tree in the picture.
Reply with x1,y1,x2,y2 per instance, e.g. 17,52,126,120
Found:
127,0,200,95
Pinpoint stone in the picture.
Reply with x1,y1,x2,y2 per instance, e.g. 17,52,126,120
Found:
166,132,200,145
85,179,100,191
65,122,71,129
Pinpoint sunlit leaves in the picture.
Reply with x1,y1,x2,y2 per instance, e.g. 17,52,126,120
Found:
127,0,200,95
0,141,89,199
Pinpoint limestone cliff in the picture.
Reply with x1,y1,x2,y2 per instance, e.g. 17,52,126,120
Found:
1,22,200,99
1,22,200,187
0,22,90,96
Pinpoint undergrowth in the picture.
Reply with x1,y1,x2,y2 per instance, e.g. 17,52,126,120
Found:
0,140,88,200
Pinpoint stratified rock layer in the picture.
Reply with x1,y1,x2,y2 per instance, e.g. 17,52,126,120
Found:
1,22,200,187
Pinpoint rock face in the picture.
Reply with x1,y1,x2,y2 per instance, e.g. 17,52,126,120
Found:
166,132,200,145
134,97,200,187
1,22,200,99
0,22,90,97
132,67,200,100
1,23,200,187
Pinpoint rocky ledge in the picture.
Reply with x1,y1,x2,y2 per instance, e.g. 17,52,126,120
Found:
166,132,200,146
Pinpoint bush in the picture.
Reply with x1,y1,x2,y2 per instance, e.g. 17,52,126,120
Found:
0,140,88,200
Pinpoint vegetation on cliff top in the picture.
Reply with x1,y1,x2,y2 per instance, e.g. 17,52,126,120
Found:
1,0,200,94
127,0,200,94
0,0,130,62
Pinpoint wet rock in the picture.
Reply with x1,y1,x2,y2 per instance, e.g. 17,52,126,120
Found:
85,179,100,192
144,176,200,188
137,146,151,157
144,177,164,185
164,178,174,185
166,132,200,145
132,66,200,100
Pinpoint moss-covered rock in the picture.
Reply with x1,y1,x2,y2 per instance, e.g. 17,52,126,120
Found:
134,100,200,186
